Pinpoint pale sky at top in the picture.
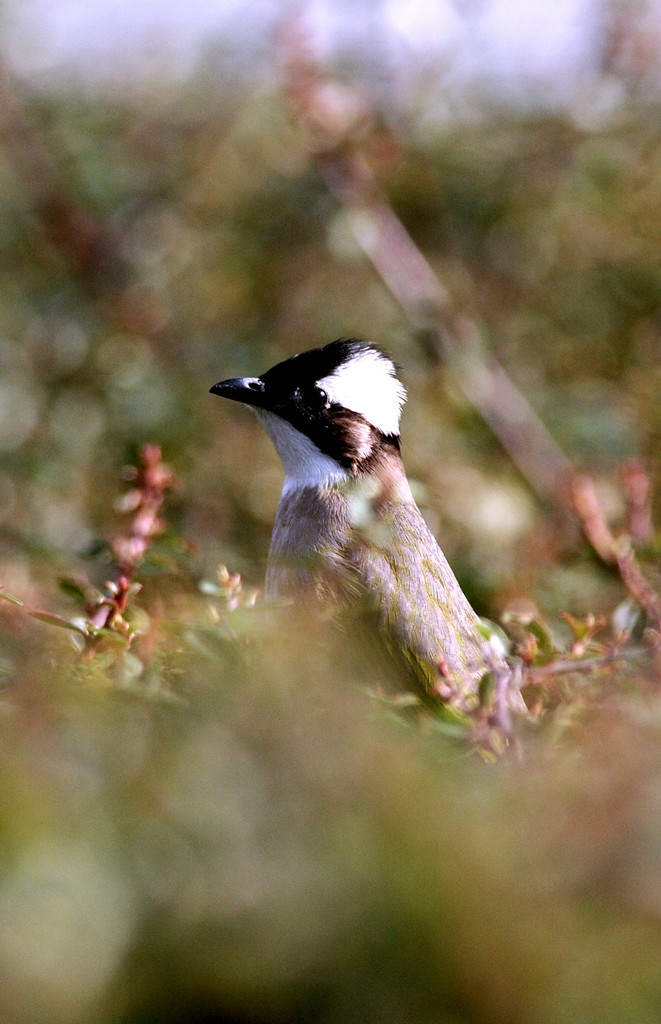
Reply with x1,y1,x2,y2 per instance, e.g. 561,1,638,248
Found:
0,0,648,103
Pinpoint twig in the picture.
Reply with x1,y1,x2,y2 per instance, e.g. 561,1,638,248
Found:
571,473,661,631
86,444,175,637
623,458,653,547
112,443,175,578
525,648,639,685
570,473,619,564
614,540,661,632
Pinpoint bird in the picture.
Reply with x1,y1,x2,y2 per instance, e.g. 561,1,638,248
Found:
210,338,499,696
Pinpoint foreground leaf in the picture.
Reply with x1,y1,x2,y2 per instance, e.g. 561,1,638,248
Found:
29,611,90,635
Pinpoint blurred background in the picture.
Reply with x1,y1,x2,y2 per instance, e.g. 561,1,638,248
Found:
1,1,661,1022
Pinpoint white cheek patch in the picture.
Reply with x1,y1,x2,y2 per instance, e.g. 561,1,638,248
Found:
256,410,350,493
318,348,406,436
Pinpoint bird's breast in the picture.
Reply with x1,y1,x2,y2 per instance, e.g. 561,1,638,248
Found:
265,485,354,602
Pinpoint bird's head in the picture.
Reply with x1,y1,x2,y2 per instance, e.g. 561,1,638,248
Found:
210,338,407,491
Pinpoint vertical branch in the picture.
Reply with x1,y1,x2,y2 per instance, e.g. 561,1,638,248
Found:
571,473,661,633
87,445,175,636
276,15,572,505
623,459,653,548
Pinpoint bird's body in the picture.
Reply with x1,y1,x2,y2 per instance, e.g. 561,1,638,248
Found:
211,339,495,694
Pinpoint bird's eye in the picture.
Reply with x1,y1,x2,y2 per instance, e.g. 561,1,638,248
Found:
292,384,329,411
308,385,328,410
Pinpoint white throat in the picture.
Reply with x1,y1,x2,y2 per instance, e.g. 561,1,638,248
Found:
256,410,349,494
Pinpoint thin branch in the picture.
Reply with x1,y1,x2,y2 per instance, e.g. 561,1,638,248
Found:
571,473,661,632
276,14,572,505
570,473,619,564
615,541,661,632
623,459,653,547
525,648,639,685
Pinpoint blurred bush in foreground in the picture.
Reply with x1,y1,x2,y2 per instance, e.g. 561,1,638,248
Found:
3,552,661,1024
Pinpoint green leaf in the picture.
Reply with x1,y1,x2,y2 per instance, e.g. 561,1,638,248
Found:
478,671,496,706
0,588,23,606
85,626,131,645
612,598,644,637
29,611,90,635
116,651,144,683
562,611,590,642
502,610,556,664
426,717,471,741
526,619,556,661
477,617,510,654
373,692,422,710
57,578,88,603
199,579,224,597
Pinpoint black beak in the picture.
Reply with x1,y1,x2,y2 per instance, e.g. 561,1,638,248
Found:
209,376,267,408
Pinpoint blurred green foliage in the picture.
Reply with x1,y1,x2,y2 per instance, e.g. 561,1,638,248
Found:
1,47,661,1024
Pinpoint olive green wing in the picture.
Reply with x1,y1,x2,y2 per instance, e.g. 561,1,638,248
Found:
346,501,486,692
